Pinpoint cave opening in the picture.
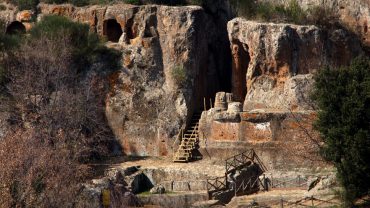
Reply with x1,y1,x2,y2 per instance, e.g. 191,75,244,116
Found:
103,19,123,43
6,21,26,35
124,18,136,44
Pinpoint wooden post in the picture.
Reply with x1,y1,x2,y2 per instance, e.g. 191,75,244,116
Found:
311,196,314,207
280,198,284,208
210,98,213,109
203,97,207,111
271,175,274,188
102,189,111,208
263,174,267,191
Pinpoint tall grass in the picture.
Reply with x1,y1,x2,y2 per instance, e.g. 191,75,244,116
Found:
230,0,338,26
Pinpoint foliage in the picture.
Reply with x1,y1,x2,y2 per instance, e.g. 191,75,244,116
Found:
0,15,121,206
9,0,202,7
0,130,91,207
306,6,339,29
9,0,39,10
30,15,121,72
0,4,7,10
230,0,338,26
172,64,187,87
312,56,370,205
0,20,21,94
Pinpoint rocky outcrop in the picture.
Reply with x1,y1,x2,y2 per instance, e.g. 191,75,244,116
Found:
228,18,363,111
259,0,370,48
0,3,233,156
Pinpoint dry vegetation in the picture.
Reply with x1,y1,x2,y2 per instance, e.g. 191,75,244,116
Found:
0,16,121,206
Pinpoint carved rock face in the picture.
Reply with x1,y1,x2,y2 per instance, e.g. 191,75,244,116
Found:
228,19,363,111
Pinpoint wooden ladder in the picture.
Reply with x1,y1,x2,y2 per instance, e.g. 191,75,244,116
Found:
173,113,201,162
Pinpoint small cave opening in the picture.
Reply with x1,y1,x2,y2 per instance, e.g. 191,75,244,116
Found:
6,21,26,35
103,19,123,43
124,18,136,44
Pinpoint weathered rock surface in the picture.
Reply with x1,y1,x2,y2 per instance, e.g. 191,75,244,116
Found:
199,94,322,169
260,0,370,47
77,171,140,208
228,18,363,111
0,3,233,156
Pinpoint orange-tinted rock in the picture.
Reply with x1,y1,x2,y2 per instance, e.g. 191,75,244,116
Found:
228,19,363,111
16,10,33,22
208,121,239,141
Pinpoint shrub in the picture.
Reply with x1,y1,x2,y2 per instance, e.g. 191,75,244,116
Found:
306,6,339,28
230,0,257,19
172,64,187,87
230,0,339,26
30,15,121,72
124,0,140,4
284,0,306,24
0,5,7,10
312,56,370,205
9,0,39,10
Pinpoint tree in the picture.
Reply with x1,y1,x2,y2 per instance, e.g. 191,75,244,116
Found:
312,56,370,205
0,16,121,206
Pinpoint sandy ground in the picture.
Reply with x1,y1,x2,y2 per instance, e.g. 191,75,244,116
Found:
228,189,340,207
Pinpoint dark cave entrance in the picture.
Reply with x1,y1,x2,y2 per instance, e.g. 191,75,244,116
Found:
124,18,136,44
193,41,233,114
103,19,123,42
6,21,26,35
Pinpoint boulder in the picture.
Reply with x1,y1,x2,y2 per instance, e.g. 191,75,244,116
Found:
150,184,165,194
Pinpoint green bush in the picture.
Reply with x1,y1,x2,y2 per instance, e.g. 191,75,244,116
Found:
312,56,370,205
0,20,21,91
30,15,110,72
9,0,39,10
306,6,339,28
0,5,7,11
172,64,187,87
230,0,339,26
285,0,306,24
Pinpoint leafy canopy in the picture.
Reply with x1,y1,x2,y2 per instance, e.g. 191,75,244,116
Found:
312,57,370,204
30,15,121,72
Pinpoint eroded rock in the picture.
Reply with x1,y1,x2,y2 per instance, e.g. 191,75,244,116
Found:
228,19,363,111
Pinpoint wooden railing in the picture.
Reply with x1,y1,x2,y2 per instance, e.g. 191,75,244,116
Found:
225,149,267,174
235,176,265,197
206,176,227,193
271,175,308,189
188,122,199,142
172,127,184,155
282,196,340,207
207,149,267,197
240,196,340,208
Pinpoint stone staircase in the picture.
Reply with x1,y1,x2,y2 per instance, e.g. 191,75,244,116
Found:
173,113,202,162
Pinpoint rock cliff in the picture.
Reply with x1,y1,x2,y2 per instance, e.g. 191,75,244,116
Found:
1,3,232,156
228,18,363,111
0,0,368,161
259,0,370,48
198,18,364,169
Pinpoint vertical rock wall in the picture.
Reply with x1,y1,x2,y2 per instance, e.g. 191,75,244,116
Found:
258,0,370,47
30,3,233,156
228,19,363,111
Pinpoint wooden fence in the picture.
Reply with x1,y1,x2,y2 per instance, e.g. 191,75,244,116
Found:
271,175,308,189
225,150,267,174
242,196,340,208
